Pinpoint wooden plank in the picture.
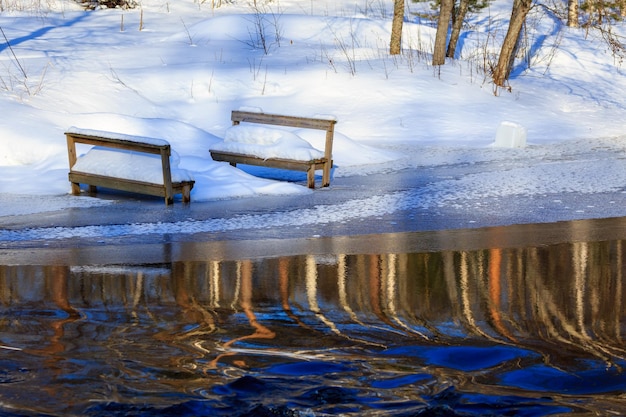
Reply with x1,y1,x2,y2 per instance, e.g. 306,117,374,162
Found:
322,124,334,187
210,150,330,189
66,135,78,168
210,150,326,172
181,183,192,203
70,182,81,195
69,171,194,199
160,147,174,204
307,166,315,188
70,172,168,197
231,111,336,131
65,133,168,155
65,131,171,148
67,134,81,195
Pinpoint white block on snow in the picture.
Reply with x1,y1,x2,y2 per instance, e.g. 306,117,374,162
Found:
494,121,527,148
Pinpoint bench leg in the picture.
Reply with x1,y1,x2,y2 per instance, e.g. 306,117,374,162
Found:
88,185,97,195
307,166,316,189
70,182,81,195
322,161,331,187
182,184,192,203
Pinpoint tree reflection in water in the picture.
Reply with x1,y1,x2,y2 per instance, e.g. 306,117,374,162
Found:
0,236,625,416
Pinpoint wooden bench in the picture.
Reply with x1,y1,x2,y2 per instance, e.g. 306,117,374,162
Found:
210,111,337,188
66,129,194,205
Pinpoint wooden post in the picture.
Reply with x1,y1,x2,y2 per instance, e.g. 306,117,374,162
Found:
230,118,240,169
160,146,174,205
322,123,334,187
66,134,81,195
307,165,315,188
182,184,192,203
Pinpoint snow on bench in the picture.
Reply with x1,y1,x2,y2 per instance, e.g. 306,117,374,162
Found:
66,128,194,205
209,110,337,189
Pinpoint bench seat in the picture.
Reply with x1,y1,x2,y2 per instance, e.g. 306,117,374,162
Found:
209,150,328,189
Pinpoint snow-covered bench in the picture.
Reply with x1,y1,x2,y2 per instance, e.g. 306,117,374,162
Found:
209,110,337,188
66,128,194,205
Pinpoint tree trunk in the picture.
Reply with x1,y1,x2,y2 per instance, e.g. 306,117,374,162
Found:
447,0,470,58
492,0,532,87
586,0,600,24
432,0,454,65
567,0,579,27
390,0,405,55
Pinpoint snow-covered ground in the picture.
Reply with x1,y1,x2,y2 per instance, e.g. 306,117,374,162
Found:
2,0,626,236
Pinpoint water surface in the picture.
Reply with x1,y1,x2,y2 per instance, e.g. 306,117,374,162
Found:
1,222,626,416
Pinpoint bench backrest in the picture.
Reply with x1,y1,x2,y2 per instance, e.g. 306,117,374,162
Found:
231,110,337,161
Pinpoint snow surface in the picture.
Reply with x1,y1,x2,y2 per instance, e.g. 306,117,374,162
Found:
1,0,626,232
72,146,193,184
210,124,326,161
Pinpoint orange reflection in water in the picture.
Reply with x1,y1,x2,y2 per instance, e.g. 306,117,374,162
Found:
209,259,276,370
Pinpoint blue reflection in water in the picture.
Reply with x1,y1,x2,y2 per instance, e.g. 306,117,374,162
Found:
500,361,626,395
370,373,433,389
268,361,352,376
383,345,538,372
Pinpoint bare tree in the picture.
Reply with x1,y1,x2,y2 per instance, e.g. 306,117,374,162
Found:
390,0,405,55
492,0,532,87
432,0,454,65
567,0,579,27
447,0,470,58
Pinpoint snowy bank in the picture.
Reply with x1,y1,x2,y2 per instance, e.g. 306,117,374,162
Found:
1,0,626,225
